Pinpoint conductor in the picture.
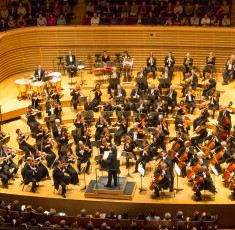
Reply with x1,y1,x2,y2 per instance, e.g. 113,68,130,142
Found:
105,145,120,187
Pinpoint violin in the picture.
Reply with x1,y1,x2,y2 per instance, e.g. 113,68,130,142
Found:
135,127,147,135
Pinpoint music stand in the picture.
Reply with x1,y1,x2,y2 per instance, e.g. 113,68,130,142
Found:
121,151,135,177
117,111,131,118
129,98,140,103
113,96,124,104
77,60,86,86
101,111,113,118
108,77,120,85
81,110,94,127
138,163,147,192
108,127,117,134
174,163,184,193
80,161,89,191
135,139,145,148
134,113,147,119
1,135,10,145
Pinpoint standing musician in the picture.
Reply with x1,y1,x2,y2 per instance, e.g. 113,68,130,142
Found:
101,50,110,64
185,86,196,114
222,54,235,85
202,73,216,99
25,105,39,135
16,129,36,159
104,145,120,187
191,125,208,148
193,165,216,201
76,140,92,174
53,160,71,198
21,157,38,193
95,115,109,141
66,50,77,76
123,135,136,168
107,68,121,99
70,85,82,111
114,114,128,146
91,83,102,110
164,51,175,79
84,96,94,111
202,52,216,81
133,140,152,173
165,86,177,114
146,52,157,79
150,162,172,198
183,52,193,80
130,84,142,99
193,103,210,130
31,92,42,118
34,64,45,82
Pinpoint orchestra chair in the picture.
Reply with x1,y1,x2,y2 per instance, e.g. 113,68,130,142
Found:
118,219,132,229
75,216,91,228
81,110,94,127
146,220,161,229
0,208,7,217
202,220,217,229
202,189,216,201
90,217,107,229
187,220,202,229
103,218,118,229
34,213,48,224
133,219,146,229
173,220,187,230
79,96,87,111
160,220,174,229
7,210,21,220
160,186,175,198
108,127,117,134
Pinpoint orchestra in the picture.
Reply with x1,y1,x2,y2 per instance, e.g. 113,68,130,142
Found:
5,49,235,203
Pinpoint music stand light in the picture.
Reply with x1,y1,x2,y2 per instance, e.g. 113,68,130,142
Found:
77,60,86,86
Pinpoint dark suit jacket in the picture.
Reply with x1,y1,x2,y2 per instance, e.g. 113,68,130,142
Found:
53,166,65,189
130,89,142,98
66,55,76,66
114,88,126,97
164,56,175,67
84,102,94,111
146,56,157,68
34,68,45,81
22,163,35,183
107,146,120,172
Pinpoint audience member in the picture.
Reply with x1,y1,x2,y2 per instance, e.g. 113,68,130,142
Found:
57,14,67,25
201,14,211,26
146,210,161,221
91,12,100,26
37,14,47,26
190,14,200,26
221,14,231,26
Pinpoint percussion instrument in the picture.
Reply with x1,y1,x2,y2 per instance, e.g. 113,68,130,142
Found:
30,81,45,94
123,58,133,69
15,78,32,99
47,72,62,78
50,77,61,92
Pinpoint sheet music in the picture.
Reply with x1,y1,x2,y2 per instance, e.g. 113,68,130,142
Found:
103,151,110,160
117,151,121,160
210,164,219,176
174,162,181,176
138,163,145,177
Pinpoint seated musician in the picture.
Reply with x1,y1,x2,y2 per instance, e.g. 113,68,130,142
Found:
1,144,19,177
146,52,157,79
107,68,121,99
91,84,102,110
158,67,171,95
223,152,235,183
185,86,196,114
156,115,169,136
82,127,92,148
153,100,168,117
49,87,61,105
169,131,185,151
34,64,45,81
114,84,126,100
218,104,234,133
63,153,79,185
45,98,62,122
183,52,193,80
42,136,57,168
21,157,38,193
128,122,146,142
58,128,72,162
177,100,187,115
151,127,166,151
102,127,113,143
147,84,159,110
187,151,208,182
133,140,152,173
35,124,50,149
175,115,190,135
136,67,148,92
165,86,177,114
135,98,149,114
193,103,210,130
0,157,10,188
76,141,92,174
203,130,221,150
84,96,94,111
33,149,50,181
151,163,172,198
182,69,198,97
103,100,114,112
66,50,77,76
95,115,109,141
70,85,81,111
208,91,220,119
52,160,71,198
31,92,42,118
202,73,216,99
26,105,39,136
222,54,235,85
114,115,128,146
130,84,142,99
164,51,175,79
16,129,36,159
51,119,62,142
191,125,208,148
123,135,136,168
213,141,232,174
100,136,111,156
193,165,216,201
202,52,216,81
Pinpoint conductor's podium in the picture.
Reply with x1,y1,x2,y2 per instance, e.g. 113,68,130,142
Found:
85,176,136,200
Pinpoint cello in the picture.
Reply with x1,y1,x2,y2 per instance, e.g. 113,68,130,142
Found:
210,149,225,165
222,162,235,181
187,162,201,181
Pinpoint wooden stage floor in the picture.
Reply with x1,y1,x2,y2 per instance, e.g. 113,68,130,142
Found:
0,70,235,227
